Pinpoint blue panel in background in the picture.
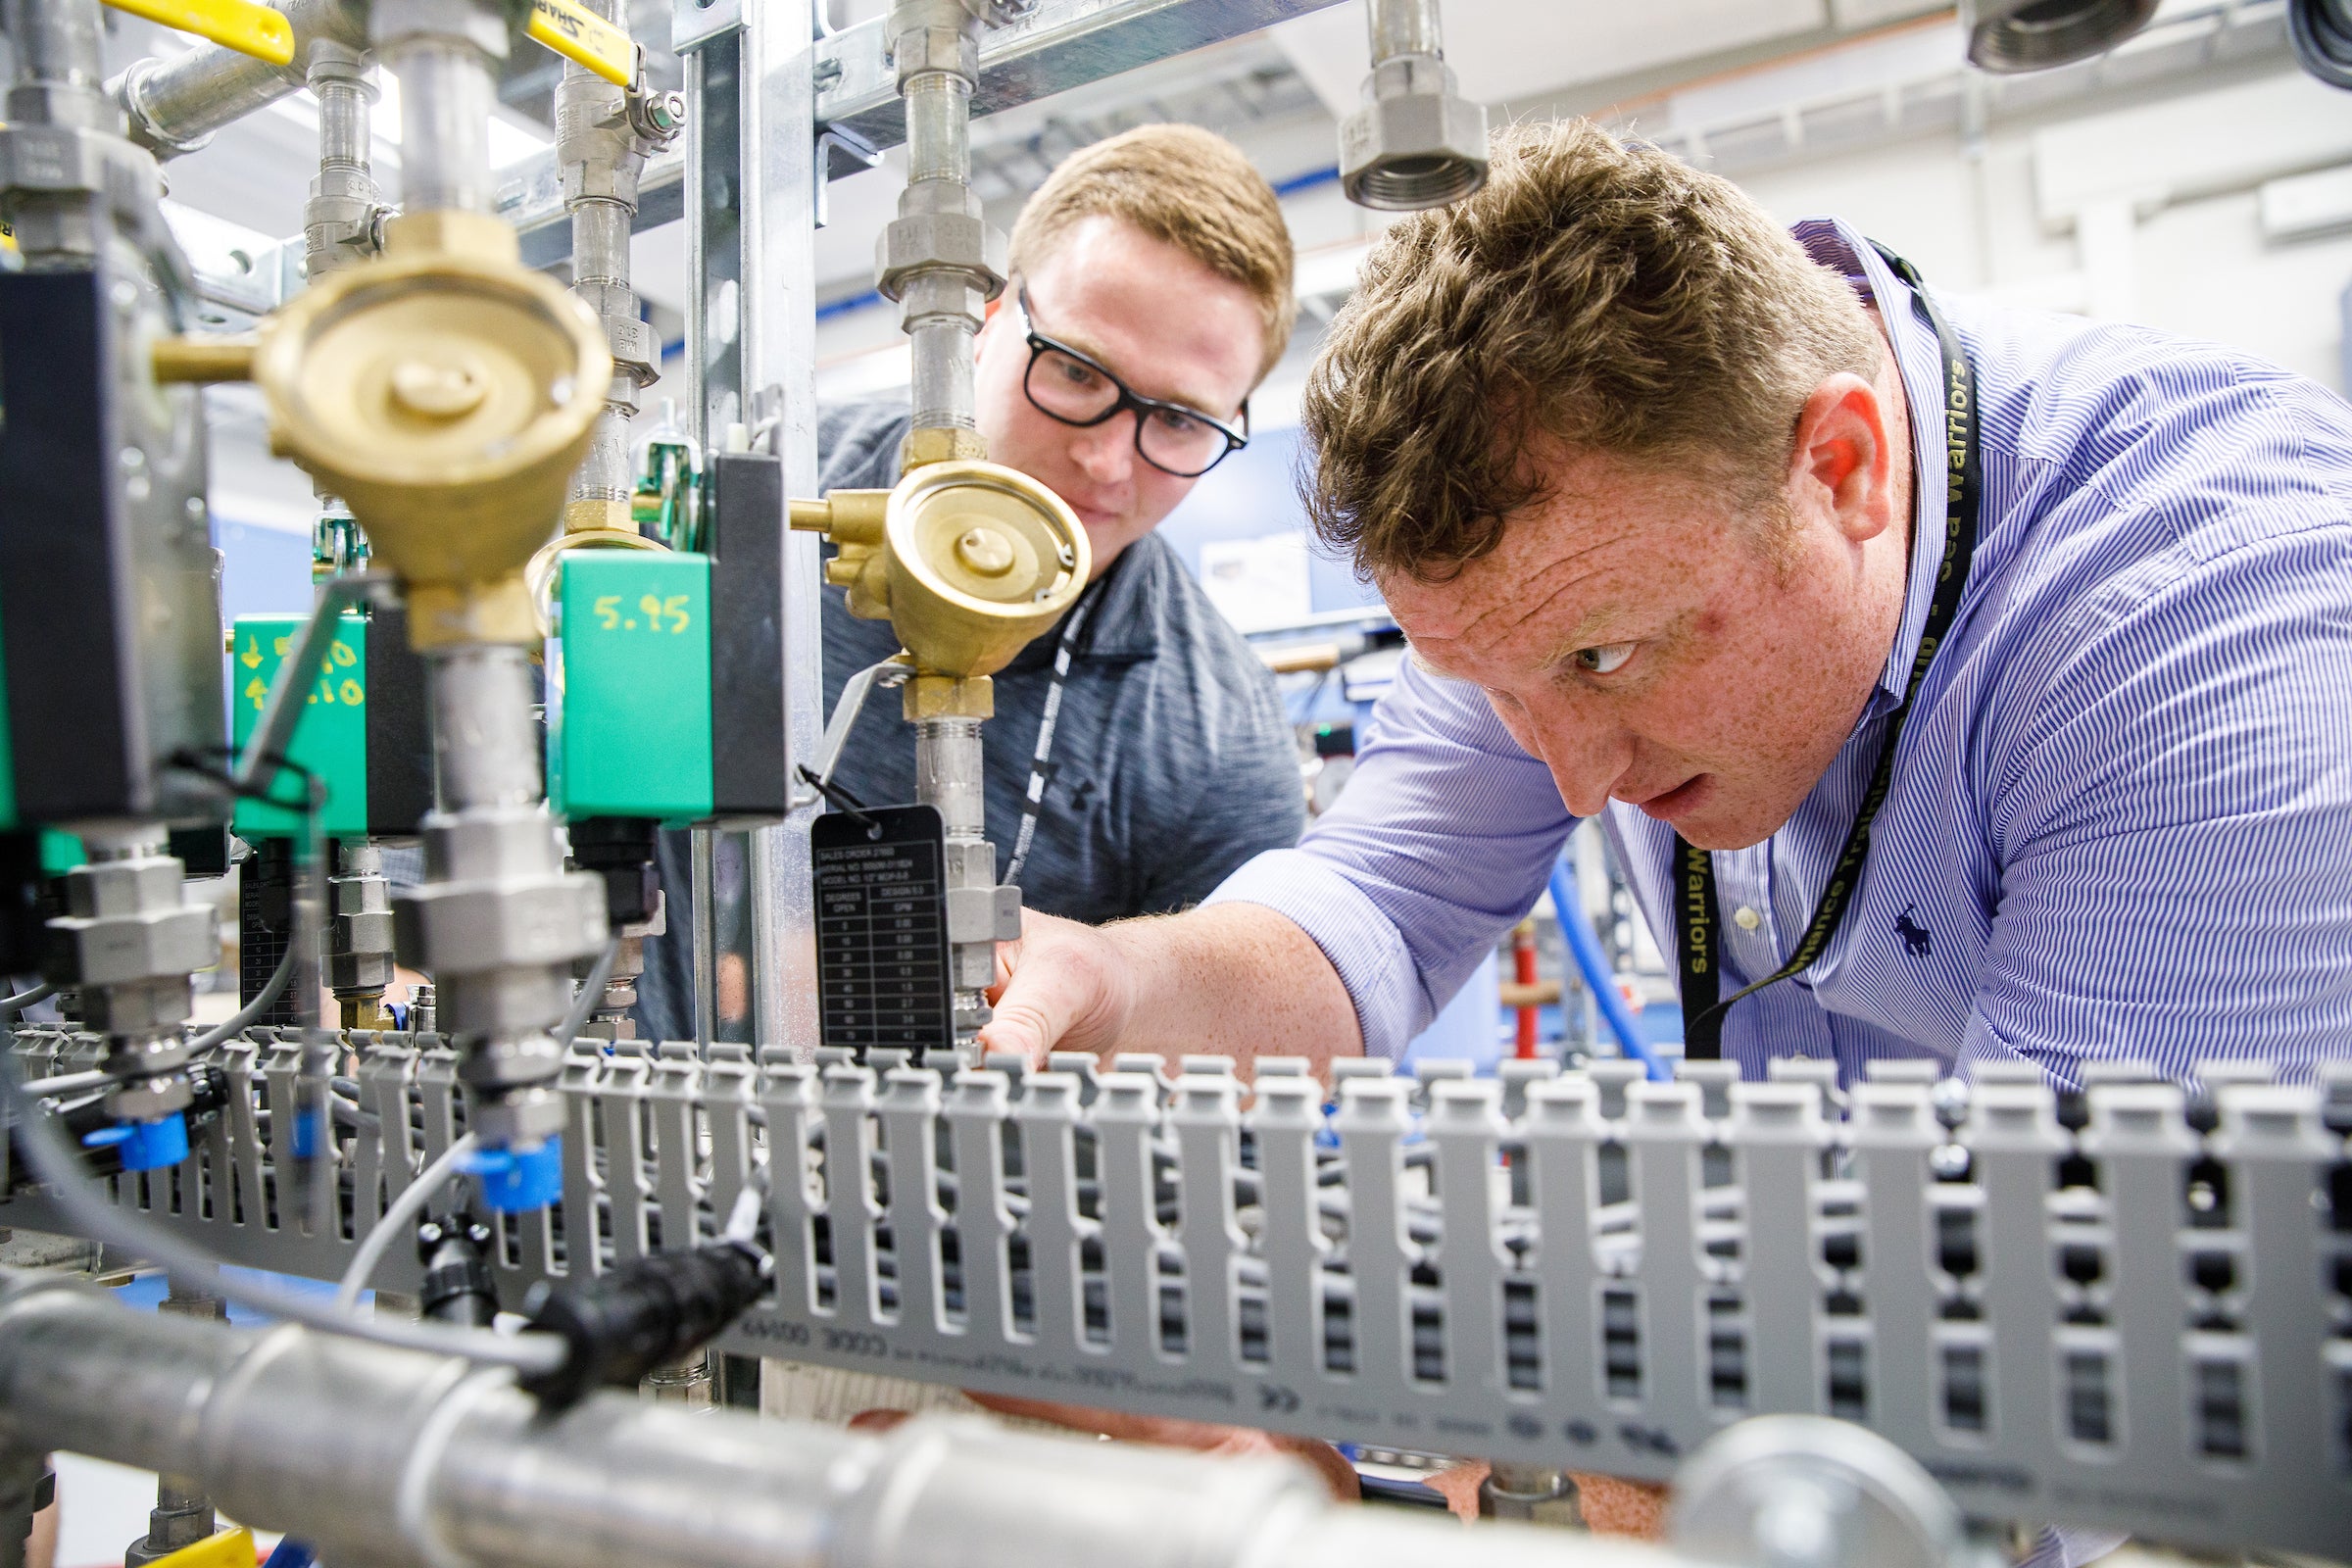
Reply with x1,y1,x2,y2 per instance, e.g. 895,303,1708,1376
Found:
215,518,316,621
1153,425,1384,617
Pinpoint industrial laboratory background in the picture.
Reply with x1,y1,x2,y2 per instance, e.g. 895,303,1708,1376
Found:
0,1,2346,1568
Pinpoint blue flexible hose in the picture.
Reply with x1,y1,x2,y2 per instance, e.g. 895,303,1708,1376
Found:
1547,856,1671,1081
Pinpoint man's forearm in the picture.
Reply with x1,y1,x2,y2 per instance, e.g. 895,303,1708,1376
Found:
1100,903,1363,1073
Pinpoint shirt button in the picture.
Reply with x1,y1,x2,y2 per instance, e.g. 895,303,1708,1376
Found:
1734,906,1762,931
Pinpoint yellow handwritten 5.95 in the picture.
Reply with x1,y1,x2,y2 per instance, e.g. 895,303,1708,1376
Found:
591,594,692,635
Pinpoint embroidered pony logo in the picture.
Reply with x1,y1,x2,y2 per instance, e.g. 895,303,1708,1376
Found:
1893,904,1932,957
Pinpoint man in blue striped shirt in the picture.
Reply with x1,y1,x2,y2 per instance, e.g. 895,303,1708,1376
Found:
976,118,2352,1090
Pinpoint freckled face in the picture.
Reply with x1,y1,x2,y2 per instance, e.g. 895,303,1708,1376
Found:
1386,448,1902,851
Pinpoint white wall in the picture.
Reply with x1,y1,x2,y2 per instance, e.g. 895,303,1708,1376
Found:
1690,69,2352,393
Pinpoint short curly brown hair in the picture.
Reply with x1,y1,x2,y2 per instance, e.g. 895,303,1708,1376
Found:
1010,123,1297,382
1300,118,1882,582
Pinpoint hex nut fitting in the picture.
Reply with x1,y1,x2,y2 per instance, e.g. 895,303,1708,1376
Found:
875,212,1007,301
1339,57,1489,212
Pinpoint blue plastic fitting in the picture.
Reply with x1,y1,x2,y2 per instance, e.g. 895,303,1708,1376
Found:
82,1112,190,1172
464,1135,564,1212
289,1103,327,1159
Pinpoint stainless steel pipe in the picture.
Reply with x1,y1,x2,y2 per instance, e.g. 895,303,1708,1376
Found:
1366,0,1441,61
427,645,545,812
3,0,119,261
0,1270,1619,1568
110,0,368,158
4,0,111,133
385,36,496,214
305,41,382,278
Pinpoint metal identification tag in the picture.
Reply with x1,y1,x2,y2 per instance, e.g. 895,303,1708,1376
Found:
811,804,954,1062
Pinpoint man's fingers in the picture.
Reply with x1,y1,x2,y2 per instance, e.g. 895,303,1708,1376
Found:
975,961,1081,1065
975,913,1121,1064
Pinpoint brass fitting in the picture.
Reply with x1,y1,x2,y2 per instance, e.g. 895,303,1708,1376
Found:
150,207,612,653
903,672,993,721
564,498,636,534
152,334,259,384
790,459,1088,680
899,424,989,470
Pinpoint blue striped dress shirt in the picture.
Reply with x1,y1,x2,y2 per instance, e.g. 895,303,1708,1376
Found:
1208,217,2352,1089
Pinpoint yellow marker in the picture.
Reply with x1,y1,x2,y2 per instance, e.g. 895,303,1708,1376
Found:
100,0,294,66
144,1529,256,1568
525,0,635,88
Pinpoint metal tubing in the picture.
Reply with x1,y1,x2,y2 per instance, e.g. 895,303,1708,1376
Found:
557,0,658,525
901,74,970,185
567,199,638,510
912,716,984,843
305,43,381,281
915,715,992,1045
316,69,368,167
0,1271,1616,1568
110,0,368,158
386,38,496,214
1366,0,1443,62
4,0,111,132
427,646,545,811
906,298,979,435
895,54,984,433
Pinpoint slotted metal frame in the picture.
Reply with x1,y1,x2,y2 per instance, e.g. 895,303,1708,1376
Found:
5,1031,2346,1558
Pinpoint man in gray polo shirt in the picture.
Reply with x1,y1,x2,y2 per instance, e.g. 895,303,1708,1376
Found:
635,122,1304,1042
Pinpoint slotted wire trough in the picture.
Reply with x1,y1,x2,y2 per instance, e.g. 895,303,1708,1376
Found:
5,1027,2348,1557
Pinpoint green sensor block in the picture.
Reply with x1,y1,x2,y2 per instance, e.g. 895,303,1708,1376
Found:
230,613,369,840
550,551,714,822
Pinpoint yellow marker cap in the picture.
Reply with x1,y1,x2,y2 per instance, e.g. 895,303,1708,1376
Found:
525,0,636,88
100,0,294,65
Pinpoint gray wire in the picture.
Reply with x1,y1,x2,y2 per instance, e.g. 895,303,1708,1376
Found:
0,1048,564,1376
0,983,55,1014
335,1132,478,1312
16,1066,109,1098
19,946,298,1099
187,939,297,1055
555,938,620,1050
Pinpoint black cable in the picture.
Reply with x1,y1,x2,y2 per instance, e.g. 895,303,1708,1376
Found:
794,764,877,832
2292,0,2352,87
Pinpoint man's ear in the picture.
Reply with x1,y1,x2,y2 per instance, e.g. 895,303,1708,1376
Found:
1788,372,1895,546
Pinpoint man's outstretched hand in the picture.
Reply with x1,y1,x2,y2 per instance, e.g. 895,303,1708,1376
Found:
974,903,1365,1073
976,909,1138,1064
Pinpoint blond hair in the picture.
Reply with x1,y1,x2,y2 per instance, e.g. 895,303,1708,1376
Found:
1009,123,1297,382
1301,119,1883,581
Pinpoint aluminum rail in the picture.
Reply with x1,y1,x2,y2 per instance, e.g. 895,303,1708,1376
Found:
0,1268,1623,1568
809,0,1350,151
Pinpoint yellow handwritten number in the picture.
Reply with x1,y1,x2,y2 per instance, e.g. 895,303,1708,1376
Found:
595,594,622,630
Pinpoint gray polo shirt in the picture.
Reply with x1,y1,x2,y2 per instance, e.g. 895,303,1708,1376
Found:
633,401,1304,1042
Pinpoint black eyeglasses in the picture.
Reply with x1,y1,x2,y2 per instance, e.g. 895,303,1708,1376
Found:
1016,288,1249,479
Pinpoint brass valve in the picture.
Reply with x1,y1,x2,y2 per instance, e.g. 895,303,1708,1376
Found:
151,210,612,650
790,458,1089,712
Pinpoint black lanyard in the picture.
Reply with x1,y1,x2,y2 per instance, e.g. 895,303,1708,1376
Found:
1002,579,1102,889
1676,244,1982,1059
